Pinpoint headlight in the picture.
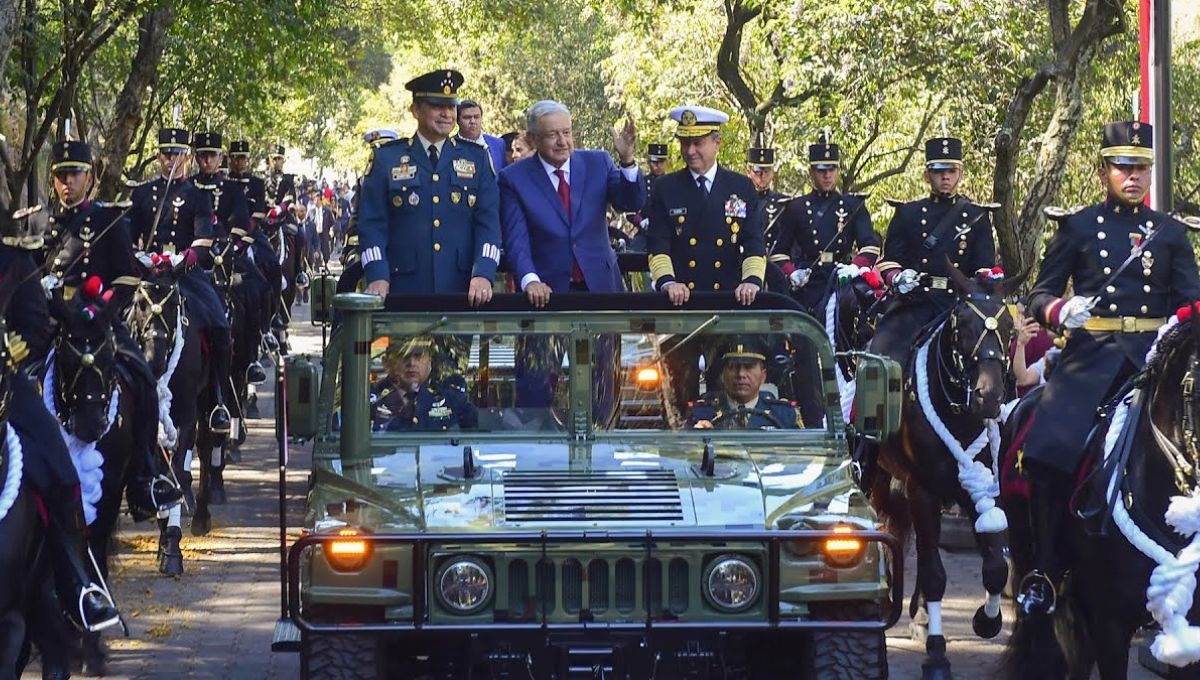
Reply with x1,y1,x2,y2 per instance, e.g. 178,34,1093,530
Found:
436,558,492,614
704,555,759,612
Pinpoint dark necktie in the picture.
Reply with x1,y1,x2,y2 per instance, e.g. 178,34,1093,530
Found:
697,175,709,197
428,143,439,167
400,391,418,422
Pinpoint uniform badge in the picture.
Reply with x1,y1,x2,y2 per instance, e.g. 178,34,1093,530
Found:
409,192,420,206
1129,232,1144,253
835,208,848,231
669,208,687,217
681,110,697,126
392,165,416,181
452,158,476,179
451,191,461,204
1142,250,1154,270
468,194,477,207
724,195,747,219
172,196,185,208
392,195,403,207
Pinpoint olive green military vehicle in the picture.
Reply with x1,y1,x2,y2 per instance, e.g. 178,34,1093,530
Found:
273,291,903,679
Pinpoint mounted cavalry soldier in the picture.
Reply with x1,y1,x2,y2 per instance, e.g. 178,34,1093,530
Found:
869,136,998,371
771,136,879,314
228,138,284,337
129,127,234,434
43,139,183,521
1,209,122,632
191,131,268,384
1015,121,1200,616
265,144,297,209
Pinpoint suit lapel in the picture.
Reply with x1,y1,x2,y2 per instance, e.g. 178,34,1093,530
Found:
528,156,569,225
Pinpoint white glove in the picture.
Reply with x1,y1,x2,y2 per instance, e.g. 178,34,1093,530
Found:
639,218,649,231
788,268,812,289
893,269,920,294
40,274,61,299
1059,295,1097,329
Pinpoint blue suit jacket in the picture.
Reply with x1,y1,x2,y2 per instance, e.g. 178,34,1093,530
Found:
357,136,501,293
499,150,645,292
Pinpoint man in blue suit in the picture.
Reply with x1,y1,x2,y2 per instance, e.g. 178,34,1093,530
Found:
500,99,644,302
358,69,501,307
456,99,507,173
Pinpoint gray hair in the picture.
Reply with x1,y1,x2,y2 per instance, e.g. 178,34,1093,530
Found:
525,100,571,132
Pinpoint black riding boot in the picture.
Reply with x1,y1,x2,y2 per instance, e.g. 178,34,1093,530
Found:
207,328,233,434
1017,468,1070,617
45,485,121,632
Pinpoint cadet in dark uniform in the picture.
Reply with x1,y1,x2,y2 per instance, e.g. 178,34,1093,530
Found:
1,220,122,632
646,105,766,304
129,127,233,433
265,145,297,209
745,135,792,278
357,69,501,307
772,138,880,313
686,338,804,429
1015,121,1200,616
621,142,670,251
44,140,183,520
869,136,998,370
228,138,284,332
369,337,477,431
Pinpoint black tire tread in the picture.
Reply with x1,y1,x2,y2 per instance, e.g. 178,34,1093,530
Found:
809,602,888,680
301,633,380,680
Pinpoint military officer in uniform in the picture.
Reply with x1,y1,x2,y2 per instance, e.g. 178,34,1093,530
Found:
228,138,283,329
370,337,477,431
1014,122,1200,616
357,69,501,308
687,337,803,429
265,145,296,209
745,135,792,275
44,139,183,520
129,127,233,433
1,218,123,632
869,136,998,371
622,142,670,251
646,105,766,304
771,137,879,313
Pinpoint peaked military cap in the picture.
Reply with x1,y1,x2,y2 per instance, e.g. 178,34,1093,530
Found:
228,140,251,156
721,336,769,364
925,137,963,170
269,144,286,159
1101,120,1154,164
809,139,841,170
406,69,464,106
158,127,190,151
669,105,728,138
383,335,435,361
193,131,223,153
362,128,400,147
647,143,669,161
747,134,775,168
51,140,92,173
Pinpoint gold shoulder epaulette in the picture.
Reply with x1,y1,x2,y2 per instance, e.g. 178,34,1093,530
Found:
1178,215,1200,232
1,235,44,250
973,201,1001,210
94,199,132,209
124,178,152,188
1042,205,1082,220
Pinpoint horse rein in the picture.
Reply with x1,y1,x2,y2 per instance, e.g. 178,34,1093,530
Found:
131,283,183,353
54,325,115,412
936,294,1013,413
1151,349,1200,494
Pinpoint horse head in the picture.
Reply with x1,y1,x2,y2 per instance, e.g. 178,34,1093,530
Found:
944,264,1029,419
48,289,119,442
834,273,883,379
128,266,183,377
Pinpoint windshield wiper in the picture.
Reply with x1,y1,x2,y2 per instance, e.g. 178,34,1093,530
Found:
657,314,720,362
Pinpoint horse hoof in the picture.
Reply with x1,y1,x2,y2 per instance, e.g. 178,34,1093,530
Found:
972,605,1003,639
82,633,107,677
210,482,227,506
191,511,211,536
244,402,260,419
159,528,184,576
226,445,242,464
921,660,954,680
41,662,72,680
909,619,929,644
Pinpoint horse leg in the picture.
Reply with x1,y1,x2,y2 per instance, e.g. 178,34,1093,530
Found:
158,504,184,576
207,429,227,506
192,438,213,536
969,528,1007,639
910,484,953,679
0,611,27,680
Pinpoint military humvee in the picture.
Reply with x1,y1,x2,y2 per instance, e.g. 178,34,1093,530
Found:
274,291,903,679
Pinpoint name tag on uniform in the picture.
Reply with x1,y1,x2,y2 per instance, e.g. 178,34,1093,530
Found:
392,165,416,181
819,252,833,264
428,406,451,418
452,159,476,179
724,195,747,219
669,208,687,217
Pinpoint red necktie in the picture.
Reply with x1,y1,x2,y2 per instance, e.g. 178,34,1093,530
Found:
555,169,584,284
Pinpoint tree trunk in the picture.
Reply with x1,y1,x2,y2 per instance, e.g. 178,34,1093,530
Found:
97,4,175,198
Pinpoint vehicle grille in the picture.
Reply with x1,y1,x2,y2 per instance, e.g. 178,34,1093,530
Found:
504,555,691,621
500,470,684,523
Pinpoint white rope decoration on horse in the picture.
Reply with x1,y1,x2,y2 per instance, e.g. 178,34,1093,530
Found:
0,422,24,523
1100,313,1200,667
42,351,119,526
824,290,855,425
156,305,185,448
914,326,1007,534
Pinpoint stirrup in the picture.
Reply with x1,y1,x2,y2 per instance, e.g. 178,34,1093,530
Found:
208,404,231,433
1015,570,1057,615
79,584,121,633
150,474,183,511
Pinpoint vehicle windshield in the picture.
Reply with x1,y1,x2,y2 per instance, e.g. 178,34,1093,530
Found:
356,324,829,434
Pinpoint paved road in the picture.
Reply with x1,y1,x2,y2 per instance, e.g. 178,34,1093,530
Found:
21,294,1164,679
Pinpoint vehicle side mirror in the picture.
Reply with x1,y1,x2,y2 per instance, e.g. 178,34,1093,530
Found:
851,352,902,442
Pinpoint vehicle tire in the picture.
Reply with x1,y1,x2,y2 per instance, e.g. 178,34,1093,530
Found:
807,602,888,680
300,632,381,680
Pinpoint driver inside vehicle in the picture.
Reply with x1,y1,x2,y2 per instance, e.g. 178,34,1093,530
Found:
370,336,478,431
686,337,804,429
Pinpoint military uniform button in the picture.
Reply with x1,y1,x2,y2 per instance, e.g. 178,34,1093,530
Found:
1106,285,1116,293
1109,303,1118,312
726,217,732,224
1144,285,1151,293
921,206,928,212
432,174,439,181
393,195,403,207
1141,305,1149,314
688,260,696,268
1100,249,1108,258
677,216,685,224
1144,269,1153,277
731,224,740,233
713,283,720,290
714,261,722,269
433,219,441,227
1097,216,1105,224
1098,231,1106,239
962,212,969,218
434,243,441,251
689,238,697,246
920,219,927,225
921,232,928,238
687,282,695,290
921,258,928,265
716,239,724,246
1103,267,1112,275
432,196,440,204
1146,220,1154,228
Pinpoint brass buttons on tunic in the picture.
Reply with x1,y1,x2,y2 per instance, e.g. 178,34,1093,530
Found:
434,243,442,251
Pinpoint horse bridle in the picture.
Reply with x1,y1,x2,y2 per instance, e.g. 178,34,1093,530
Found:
131,283,183,355
54,325,116,415
1153,344,1200,494
937,292,1012,413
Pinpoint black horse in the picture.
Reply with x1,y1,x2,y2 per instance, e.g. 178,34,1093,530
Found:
869,266,1025,679
127,266,215,575
1001,312,1200,679
824,271,886,424
265,212,308,353
34,291,140,676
